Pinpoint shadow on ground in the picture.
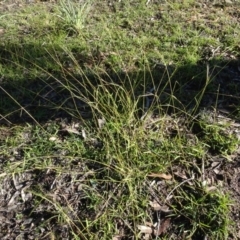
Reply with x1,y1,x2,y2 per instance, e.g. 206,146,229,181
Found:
0,51,240,125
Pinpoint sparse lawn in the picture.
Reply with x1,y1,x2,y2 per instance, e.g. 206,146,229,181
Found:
0,0,240,239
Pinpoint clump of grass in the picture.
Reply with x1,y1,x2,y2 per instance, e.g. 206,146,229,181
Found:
194,109,239,156
201,121,239,156
1,48,235,238
170,181,231,239
57,0,92,33
0,63,235,239
38,52,231,238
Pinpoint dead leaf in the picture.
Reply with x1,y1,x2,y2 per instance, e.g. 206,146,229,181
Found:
8,191,20,206
112,235,122,240
149,201,170,213
21,186,32,202
149,201,161,211
148,173,172,180
82,129,87,139
173,171,188,180
65,127,81,135
97,118,106,129
154,218,170,236
145,221,153,227
60,127,80,135
137,225,153,234
206,186,217,192
0,173,7,177
213,168,220,174
72,121,80,128
49,136,57,141
211,161,221,168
